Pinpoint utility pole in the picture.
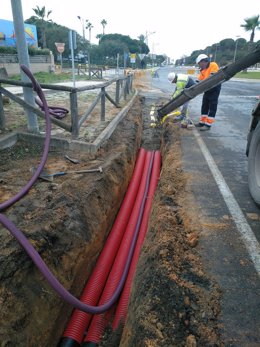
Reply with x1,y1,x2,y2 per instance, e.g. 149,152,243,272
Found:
11,0,39,133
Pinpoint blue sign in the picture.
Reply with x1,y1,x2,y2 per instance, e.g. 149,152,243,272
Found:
0,19,38,47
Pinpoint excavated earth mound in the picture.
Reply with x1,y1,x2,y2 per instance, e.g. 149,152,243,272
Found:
0,89,223,346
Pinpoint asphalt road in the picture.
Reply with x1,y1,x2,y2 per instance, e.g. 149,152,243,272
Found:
152,67,260,346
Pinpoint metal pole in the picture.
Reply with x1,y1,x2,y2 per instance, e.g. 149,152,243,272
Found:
0,91,5,130
11,0,39,133
88,28,91,80
60,53,63,71
70,90,78,138
69,30,76,88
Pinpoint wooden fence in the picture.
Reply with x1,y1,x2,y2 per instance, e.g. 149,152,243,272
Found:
0,73,133,139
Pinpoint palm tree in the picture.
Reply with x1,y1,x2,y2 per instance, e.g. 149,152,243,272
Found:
138,34,145,43
241,15,260,43
101,19,107,35
240,15,259,71
86,21,94,44
32,5,52,48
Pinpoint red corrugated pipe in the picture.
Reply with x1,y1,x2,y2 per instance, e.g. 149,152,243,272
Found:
59,148,147,347
112,150,161,331
82,150,154,346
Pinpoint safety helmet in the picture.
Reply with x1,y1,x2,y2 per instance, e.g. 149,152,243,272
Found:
168,72,176,82
196,54,209,64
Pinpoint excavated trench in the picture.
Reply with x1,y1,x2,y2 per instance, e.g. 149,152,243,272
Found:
0,89,222,347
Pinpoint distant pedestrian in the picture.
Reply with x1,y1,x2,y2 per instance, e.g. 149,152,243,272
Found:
195,54,221,131
151,68,159,78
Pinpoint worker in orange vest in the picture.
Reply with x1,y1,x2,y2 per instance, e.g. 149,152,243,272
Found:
195,54,222,131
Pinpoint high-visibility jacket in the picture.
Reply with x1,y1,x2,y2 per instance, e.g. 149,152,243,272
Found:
172,74,195,98
198,62,219,81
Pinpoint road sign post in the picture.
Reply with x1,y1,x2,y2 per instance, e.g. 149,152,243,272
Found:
55,42,65,71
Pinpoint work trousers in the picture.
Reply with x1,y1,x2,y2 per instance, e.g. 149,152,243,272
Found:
181,101,189,117
201,84,221,118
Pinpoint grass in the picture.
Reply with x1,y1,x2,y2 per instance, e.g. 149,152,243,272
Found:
234,71,260,79
9,71,96,83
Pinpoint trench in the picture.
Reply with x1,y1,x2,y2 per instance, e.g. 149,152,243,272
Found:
58,148,161,347
0,73,224,346
0,70,164,346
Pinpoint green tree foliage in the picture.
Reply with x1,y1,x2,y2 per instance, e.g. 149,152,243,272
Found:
26,17,84,61
91,34,149,66
101,19,107,35
31,6,52,48
99,34,149,54
241,15,260,42
178,38,258,66
175,14,260,66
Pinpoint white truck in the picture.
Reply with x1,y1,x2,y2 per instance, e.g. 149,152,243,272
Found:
247,98,260,204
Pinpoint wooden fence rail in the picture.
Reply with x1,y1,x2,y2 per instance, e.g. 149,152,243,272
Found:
0,73,133,139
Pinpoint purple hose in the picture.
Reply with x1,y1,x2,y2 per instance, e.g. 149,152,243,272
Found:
0,65,155,314
0,65,51,211
35,97,69,119
0,151,154,314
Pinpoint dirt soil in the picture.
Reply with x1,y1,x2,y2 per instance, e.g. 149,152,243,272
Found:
0,77,223,347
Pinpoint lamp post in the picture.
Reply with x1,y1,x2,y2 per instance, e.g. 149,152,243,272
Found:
152,42,159,67
145,30,155,49
77,16,91,79
86,22,93,79
233,36,241,62
78,16,86,62
145,31,155,67
55,42,65,71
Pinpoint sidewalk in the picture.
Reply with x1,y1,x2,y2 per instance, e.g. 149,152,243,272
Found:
2,68,124,95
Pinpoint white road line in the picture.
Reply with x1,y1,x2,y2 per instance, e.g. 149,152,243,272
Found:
194,130,260,276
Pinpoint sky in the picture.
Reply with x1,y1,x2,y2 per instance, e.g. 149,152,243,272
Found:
1,0,260,61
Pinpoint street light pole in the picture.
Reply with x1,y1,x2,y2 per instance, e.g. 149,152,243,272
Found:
152,42,158,67
145,31,155,67
78,16,89,73
145,31,156,48
77,16,85,43
86,21,93,79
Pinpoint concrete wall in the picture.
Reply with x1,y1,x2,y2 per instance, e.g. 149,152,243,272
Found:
0,62,53,76
0,53,55,76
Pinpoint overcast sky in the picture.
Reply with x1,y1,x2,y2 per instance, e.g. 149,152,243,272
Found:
2,0,260,61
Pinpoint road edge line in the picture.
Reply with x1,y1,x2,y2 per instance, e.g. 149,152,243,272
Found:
194,130,260,276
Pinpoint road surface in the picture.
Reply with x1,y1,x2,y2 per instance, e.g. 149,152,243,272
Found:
152,67,260,346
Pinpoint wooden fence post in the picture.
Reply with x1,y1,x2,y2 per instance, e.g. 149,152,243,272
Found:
0,89,5,130
70,90,79,139
101,87,106,122
115,80,120,105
